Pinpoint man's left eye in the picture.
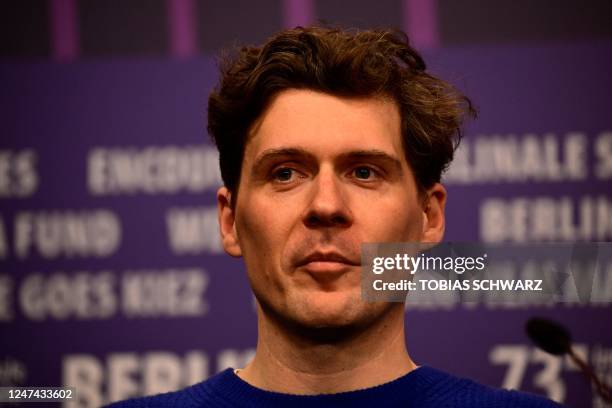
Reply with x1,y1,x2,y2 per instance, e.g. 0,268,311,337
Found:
353,167,373,179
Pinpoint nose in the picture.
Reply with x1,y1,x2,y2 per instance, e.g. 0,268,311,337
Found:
303,167,353,229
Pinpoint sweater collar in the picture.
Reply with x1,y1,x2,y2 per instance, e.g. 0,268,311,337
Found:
189,365,457,407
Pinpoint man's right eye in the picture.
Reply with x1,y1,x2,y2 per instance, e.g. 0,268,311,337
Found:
272,167,295,182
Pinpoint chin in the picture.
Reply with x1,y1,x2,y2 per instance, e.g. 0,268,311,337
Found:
300,291,361,323
255,286,391,341
285,291,390,340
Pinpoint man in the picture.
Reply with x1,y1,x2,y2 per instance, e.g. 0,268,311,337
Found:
110,26,562,407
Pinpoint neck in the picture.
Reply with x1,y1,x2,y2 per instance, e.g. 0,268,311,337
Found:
237,303,416,394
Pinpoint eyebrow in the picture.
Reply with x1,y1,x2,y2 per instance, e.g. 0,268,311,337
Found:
252,148,315,170
252,147,403,173
338,150,403,172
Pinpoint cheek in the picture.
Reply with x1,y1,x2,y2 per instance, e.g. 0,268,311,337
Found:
355,195,424,241
395,207,424,240
235,194,296,258
236,209,272,255
235,207,278,290
235,195,302,295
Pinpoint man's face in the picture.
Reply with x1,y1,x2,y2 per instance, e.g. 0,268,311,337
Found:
218,89,445,330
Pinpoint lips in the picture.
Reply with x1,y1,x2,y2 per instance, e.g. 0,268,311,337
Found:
296,251,361,274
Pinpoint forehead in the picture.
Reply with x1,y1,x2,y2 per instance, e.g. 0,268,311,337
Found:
245,89,404,161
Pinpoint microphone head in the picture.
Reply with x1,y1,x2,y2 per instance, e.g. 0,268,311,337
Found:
526,317,572,356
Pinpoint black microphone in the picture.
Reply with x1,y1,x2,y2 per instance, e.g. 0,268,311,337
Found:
526,317,612,404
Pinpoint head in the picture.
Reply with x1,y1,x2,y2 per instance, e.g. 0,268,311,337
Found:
209,26,474,335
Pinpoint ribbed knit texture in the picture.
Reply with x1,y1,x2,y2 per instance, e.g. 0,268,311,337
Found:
106,366,564,407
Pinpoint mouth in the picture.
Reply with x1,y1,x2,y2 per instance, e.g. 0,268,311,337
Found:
296,252,361,274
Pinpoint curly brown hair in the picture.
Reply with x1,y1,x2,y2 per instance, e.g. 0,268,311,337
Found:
208,26,475,198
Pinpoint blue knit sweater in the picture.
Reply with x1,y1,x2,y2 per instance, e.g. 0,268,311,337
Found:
106,366,564,407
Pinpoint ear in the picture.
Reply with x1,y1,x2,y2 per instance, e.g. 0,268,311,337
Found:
217,186,242,257
421,183,447,243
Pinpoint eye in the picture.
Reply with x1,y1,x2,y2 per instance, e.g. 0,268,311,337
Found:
353,166,374,179
272,167,296,182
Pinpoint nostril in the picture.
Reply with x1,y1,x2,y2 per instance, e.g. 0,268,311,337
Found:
305,213,321,227
304,177,352,227
331,215,348,226
304,212,350,228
